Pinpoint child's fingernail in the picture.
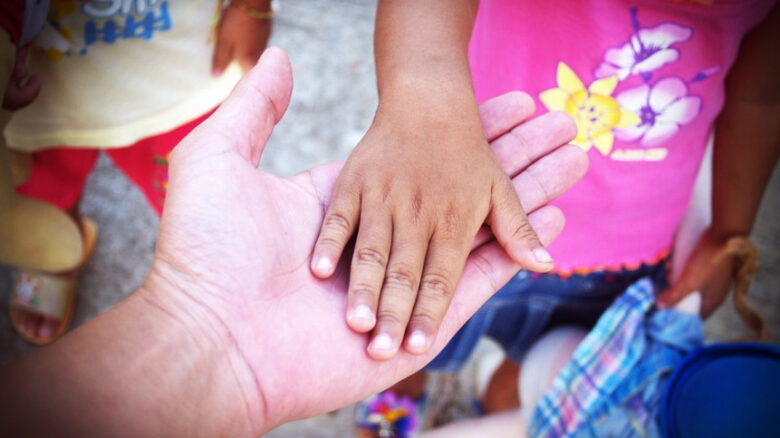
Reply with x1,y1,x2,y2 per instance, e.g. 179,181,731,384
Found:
212,68,223,77
348,305,375,327
407,331,427,351
368,333,395,356
313,256,333,274
533,247,553,264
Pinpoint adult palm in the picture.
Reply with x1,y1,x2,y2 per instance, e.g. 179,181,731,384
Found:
151,48,585,434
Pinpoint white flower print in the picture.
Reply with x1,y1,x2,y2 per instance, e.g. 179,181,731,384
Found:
595,21,693,81
614,77,701,147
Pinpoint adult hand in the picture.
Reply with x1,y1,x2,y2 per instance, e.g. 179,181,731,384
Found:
152,47,586,433
0,48,586,437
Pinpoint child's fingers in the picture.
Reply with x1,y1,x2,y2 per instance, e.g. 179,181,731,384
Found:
346,202,392,333
2,74,42,110
404,232,471,355
311,184,361,278
487,144,586,266
526,205,566,247
367,220,428,360
488,177,554,273
491,111,578,178
212,35,233,77
236,47,264,73
472,145,588,250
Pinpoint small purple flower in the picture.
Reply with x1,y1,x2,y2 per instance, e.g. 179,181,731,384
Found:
360,391,419,437
595,9,693,80
614,77,701,146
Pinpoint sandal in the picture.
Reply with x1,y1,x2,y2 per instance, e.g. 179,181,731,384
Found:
9,217,98,345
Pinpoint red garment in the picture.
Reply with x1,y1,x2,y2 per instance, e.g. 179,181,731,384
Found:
0,0,26,45
17,108,216,215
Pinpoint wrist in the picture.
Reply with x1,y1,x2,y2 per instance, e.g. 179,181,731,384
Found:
138,266,268,436
378,72,478,115
707,223,752,243
375,82,482,138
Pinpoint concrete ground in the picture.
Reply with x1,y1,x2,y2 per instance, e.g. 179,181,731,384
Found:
1,1,778,436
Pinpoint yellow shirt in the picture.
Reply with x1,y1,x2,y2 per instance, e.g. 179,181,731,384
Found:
5,0,241,151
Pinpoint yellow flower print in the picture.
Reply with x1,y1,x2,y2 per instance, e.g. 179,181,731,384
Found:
540,62,640,155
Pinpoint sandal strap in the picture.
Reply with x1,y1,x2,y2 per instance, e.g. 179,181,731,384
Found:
11,270,72,320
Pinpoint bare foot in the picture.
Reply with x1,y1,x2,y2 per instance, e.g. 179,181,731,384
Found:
11,307,61,341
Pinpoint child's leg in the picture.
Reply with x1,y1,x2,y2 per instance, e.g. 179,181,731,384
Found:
16,148,99,211
519,326,587,426
481,357,520,414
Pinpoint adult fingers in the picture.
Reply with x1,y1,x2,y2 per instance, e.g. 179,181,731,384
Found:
492,111,578,177
478,91,536,142
510,144,589,213
468,145,586,250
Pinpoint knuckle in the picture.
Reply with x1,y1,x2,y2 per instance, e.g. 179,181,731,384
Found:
384,267,418,291
321,211,353,237
507,128,532,151
419,272,454,300
381,181,393,204
511,218,538,242
550,110,578,140
409,311,440,333
412,190,424,216
375,310,406,329
349,284,379,299
440,204,462,235
471,251,500,292
355,247,388,267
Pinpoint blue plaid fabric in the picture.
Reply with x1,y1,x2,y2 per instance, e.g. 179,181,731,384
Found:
529,278,703,437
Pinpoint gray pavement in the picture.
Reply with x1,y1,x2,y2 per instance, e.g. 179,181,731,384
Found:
1,1,778,436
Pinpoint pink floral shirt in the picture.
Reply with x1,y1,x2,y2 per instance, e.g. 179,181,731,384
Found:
469,0,774,273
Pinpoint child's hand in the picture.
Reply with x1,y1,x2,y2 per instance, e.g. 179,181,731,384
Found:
212,0,272,76
3,46,42,111
311,100,571,360
657,228,736,317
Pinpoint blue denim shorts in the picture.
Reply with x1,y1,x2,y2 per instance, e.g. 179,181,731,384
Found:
425,259,669,372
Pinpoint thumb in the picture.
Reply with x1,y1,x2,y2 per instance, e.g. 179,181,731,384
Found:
202,47,293,166
488,178,554,272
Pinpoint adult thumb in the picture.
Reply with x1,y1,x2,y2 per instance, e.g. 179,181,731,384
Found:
202,47,293,166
